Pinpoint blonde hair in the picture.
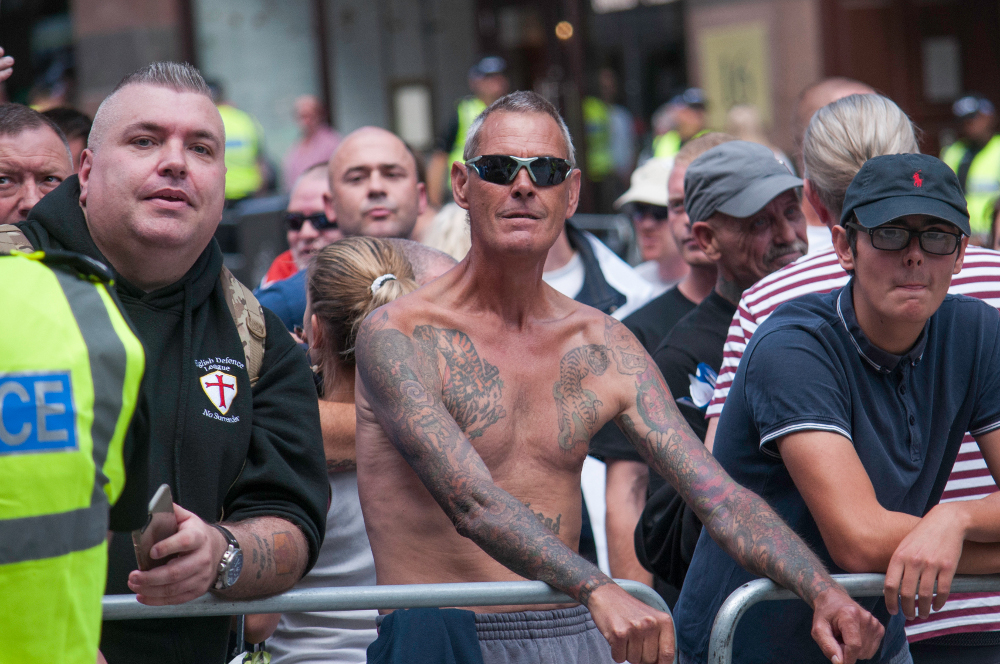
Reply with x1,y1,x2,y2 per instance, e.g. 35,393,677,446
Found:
802,93,919,219
307,237,418,367
423,203,472,261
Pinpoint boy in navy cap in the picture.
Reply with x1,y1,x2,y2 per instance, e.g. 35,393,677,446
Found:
673,153,1000,664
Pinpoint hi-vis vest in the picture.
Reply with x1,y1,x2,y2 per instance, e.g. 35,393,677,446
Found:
941,134,1000,235
653,129,710,160
218,103,264,201
0,250,144,664
583,96,613,182
448,97,488,178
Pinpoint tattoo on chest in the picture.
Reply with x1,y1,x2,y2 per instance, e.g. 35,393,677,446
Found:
553,345,610,450
524,502,562,534
413,326,507,439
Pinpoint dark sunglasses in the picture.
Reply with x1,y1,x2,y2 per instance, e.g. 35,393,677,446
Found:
628,203,670,223
845,221,963,256
286,211,337,232
466,155,573,187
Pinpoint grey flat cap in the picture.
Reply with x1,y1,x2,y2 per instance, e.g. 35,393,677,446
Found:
684,141,802,223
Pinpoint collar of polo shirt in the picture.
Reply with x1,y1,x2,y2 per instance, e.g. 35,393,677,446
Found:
837,281,928,373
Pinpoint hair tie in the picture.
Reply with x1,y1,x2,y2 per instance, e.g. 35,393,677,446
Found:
371,273,397,294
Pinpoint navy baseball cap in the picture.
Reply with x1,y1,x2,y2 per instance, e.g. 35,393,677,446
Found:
952,94,995,120
470,56,507,79
840,153,970,235
684,141,803,223
670,87,706,109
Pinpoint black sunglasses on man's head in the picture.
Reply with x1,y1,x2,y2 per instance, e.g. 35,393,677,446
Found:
466,155,573,187
285,211,337,232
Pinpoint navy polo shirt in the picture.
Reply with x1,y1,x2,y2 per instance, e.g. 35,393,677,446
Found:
673,281,1000,664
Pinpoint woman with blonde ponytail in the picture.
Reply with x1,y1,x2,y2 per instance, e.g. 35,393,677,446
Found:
245,236,418,662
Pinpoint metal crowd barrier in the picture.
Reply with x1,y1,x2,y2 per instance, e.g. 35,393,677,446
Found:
708,573,1000,664
102,579,667,620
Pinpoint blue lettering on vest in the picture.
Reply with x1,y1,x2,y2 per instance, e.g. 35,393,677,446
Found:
0,372,76,454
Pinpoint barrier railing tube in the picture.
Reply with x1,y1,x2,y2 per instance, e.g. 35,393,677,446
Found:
708,573,1000,664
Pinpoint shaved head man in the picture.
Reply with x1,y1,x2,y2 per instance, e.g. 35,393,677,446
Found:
0,103,73,224
325,126,426,239
353,91,883,664
17,62,328,664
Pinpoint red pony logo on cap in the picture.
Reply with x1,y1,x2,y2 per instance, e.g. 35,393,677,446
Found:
913,170,923,187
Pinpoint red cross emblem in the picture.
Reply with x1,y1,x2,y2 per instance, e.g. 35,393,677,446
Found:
200,370,238,415
913,170,923,187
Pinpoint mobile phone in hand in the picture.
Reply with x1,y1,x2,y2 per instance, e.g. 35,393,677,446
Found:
132,484,179,571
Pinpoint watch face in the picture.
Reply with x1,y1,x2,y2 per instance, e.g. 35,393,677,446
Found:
225,549,243,587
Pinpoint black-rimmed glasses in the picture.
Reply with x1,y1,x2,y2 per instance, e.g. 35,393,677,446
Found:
465,155,574,187
286,212,337,232
845,221,963,256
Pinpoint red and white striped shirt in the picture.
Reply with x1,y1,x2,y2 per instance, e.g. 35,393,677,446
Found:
706,245,1000,642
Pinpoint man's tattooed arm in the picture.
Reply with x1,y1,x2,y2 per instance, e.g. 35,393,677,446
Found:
355,311,613,604
222,517,308,599
605,318,836,606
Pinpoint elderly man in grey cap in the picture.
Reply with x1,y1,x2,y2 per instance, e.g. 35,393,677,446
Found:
631,140,807,599
653,139,805,440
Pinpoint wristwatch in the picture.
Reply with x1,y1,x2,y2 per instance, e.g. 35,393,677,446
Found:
212,524,243,590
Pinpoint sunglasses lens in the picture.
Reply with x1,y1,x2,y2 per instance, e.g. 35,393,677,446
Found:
285,213,305,231
528,157,571,186
475,156,519,185
631,204,669,222
310,213,336,230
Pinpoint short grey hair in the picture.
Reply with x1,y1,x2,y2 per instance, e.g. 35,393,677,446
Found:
463,91,576,167
90,62,213,151
802,93,919,219
0,103,72,165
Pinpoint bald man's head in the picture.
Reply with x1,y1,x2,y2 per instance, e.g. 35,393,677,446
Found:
795,78,876,143
325,126,426,239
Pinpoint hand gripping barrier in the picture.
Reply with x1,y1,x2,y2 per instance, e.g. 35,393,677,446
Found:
708,573,1000,664
104,580,677,662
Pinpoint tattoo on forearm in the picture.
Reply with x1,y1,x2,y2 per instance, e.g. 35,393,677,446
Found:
355,311,612,606
327,458,357,473
604,316,835,605
413,326,506,439
272,532,297,576
524,502,562,534
553,345,609,450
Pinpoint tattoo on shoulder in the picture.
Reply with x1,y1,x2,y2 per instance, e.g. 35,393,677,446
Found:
524,502,562,534
553,344,610,450
412,326,506,439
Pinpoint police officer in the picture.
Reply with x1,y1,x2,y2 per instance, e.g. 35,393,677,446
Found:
653,88,709,159
941,94,1000,239
208,81,266,204
426,56,510,208
0,249,144,664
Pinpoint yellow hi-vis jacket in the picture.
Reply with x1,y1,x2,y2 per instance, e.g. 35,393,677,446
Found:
941,134,1000,235
218,103,264,201
448,97,488,178
0,250,144,664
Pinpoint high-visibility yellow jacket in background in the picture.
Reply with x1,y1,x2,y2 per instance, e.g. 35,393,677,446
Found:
941,134,1000,236
0,250,144,664
583,96,613,182
448,97,488,173
218,103,265,201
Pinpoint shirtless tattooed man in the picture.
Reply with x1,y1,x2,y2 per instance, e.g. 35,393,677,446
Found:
354,92,884,664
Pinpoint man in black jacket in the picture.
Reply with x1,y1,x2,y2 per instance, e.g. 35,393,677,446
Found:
18,62,328,663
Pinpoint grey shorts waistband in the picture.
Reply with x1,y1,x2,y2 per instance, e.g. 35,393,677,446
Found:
474,605,595,641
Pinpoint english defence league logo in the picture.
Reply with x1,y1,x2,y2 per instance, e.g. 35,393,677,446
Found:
200,370,238,415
